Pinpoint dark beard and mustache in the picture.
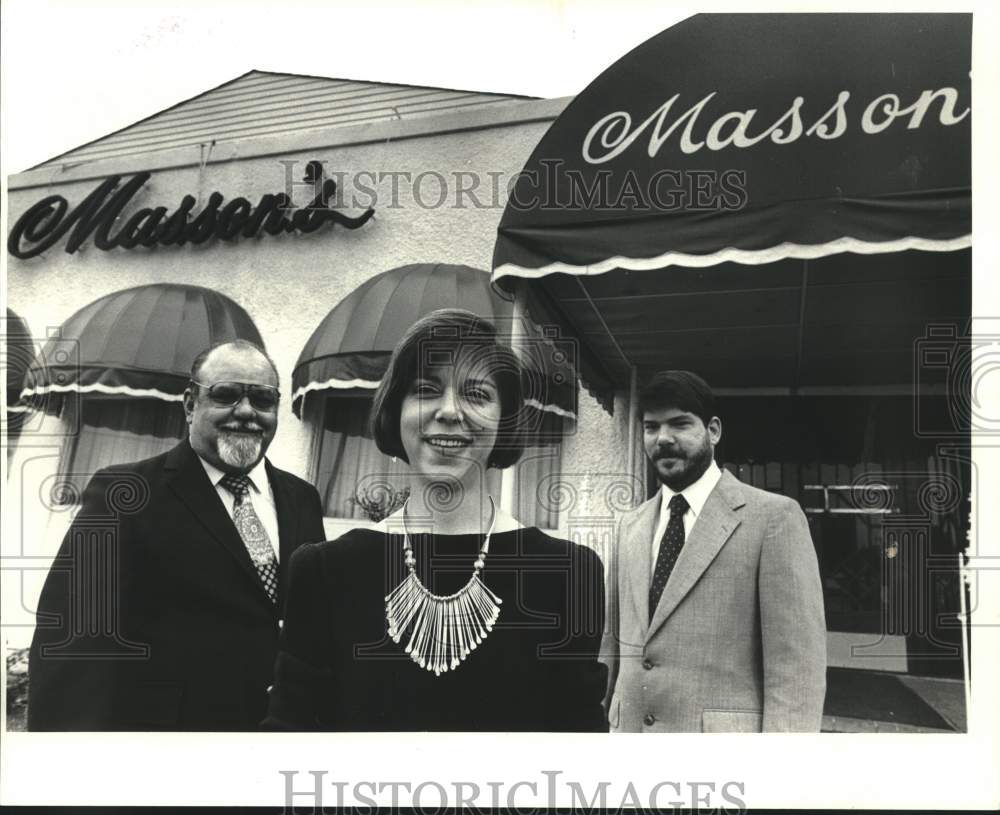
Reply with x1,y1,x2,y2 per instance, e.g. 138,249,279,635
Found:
218,425,265,470
652,439,714,491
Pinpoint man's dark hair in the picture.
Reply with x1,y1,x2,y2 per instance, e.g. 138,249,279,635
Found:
638,370,716,426
370,308,525,469
189,339,279,388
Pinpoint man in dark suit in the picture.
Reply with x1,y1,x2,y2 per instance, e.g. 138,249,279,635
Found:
28,339,326,730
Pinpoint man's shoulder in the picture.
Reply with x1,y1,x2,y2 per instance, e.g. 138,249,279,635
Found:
623,493,659,515
727,475,798,509
265,461,320,497
718,471,804,523
70,444,185,518
93,444,180,477
291,529,382,568
620,492,660,528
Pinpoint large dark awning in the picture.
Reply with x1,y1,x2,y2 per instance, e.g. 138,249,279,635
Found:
513,249,969,397
5,308,35,441
5,308,33,407
19,284,264,403
492,14,971,407
292,263,576,421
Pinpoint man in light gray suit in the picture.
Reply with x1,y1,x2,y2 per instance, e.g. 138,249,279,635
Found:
602,371,826,732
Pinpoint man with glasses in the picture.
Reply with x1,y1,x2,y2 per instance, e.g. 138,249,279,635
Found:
28,340,325,730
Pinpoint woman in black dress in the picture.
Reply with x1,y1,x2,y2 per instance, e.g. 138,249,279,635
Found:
264,308,607,731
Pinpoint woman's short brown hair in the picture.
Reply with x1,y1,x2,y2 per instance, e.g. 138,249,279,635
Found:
370,308,525,469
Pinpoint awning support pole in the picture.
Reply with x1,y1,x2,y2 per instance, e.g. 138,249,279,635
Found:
575,277,632,370
628,364,640,505
500,281,527,517
960,549,972,714
793,261,809,395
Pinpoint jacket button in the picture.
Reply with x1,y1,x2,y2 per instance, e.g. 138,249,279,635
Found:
643,713,656,726
642,659,654,670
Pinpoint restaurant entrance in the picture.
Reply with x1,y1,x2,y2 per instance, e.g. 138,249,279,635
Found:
646,394,968,679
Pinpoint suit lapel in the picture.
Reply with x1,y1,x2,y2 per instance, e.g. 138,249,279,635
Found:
265,461,299,613
646,470,746,641
623,495,660,631
164,440,273,605
266,460,296,566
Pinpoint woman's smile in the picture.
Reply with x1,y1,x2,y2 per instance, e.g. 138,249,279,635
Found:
423,434,473,452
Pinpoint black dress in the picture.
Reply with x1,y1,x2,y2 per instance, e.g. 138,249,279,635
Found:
263,526,608,731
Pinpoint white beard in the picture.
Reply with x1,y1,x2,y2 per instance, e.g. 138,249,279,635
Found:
217,432,263,470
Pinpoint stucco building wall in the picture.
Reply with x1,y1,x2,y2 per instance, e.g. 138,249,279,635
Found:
3,99,627,647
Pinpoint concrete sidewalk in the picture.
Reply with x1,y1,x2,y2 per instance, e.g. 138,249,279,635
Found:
822,668,967,733
7,647,969,733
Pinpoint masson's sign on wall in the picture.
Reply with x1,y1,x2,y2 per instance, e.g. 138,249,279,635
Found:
8,163,375,259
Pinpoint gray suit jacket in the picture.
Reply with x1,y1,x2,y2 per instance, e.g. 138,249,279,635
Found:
601,469,826,732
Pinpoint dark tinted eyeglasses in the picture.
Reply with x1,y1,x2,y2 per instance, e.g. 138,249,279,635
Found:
191,380,280,412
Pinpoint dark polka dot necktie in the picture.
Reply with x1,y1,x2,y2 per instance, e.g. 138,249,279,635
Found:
649,493,689,622
219,473,278,604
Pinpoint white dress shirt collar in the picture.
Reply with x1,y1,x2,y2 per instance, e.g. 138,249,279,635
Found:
659,459,722,521
651,460,722,568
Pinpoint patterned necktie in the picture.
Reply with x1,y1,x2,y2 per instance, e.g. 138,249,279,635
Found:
219,473,278,604
649,493,689,622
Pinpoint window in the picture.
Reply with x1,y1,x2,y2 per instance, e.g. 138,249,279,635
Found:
513,439,564,530
309,394,411,520
58,396,187,501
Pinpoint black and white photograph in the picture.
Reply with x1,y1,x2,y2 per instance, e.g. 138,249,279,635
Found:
1,0,998,810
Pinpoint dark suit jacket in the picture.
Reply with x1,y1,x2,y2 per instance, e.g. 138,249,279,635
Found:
28,439,325,731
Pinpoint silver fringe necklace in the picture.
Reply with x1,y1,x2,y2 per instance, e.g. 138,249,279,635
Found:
385,498,503,676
